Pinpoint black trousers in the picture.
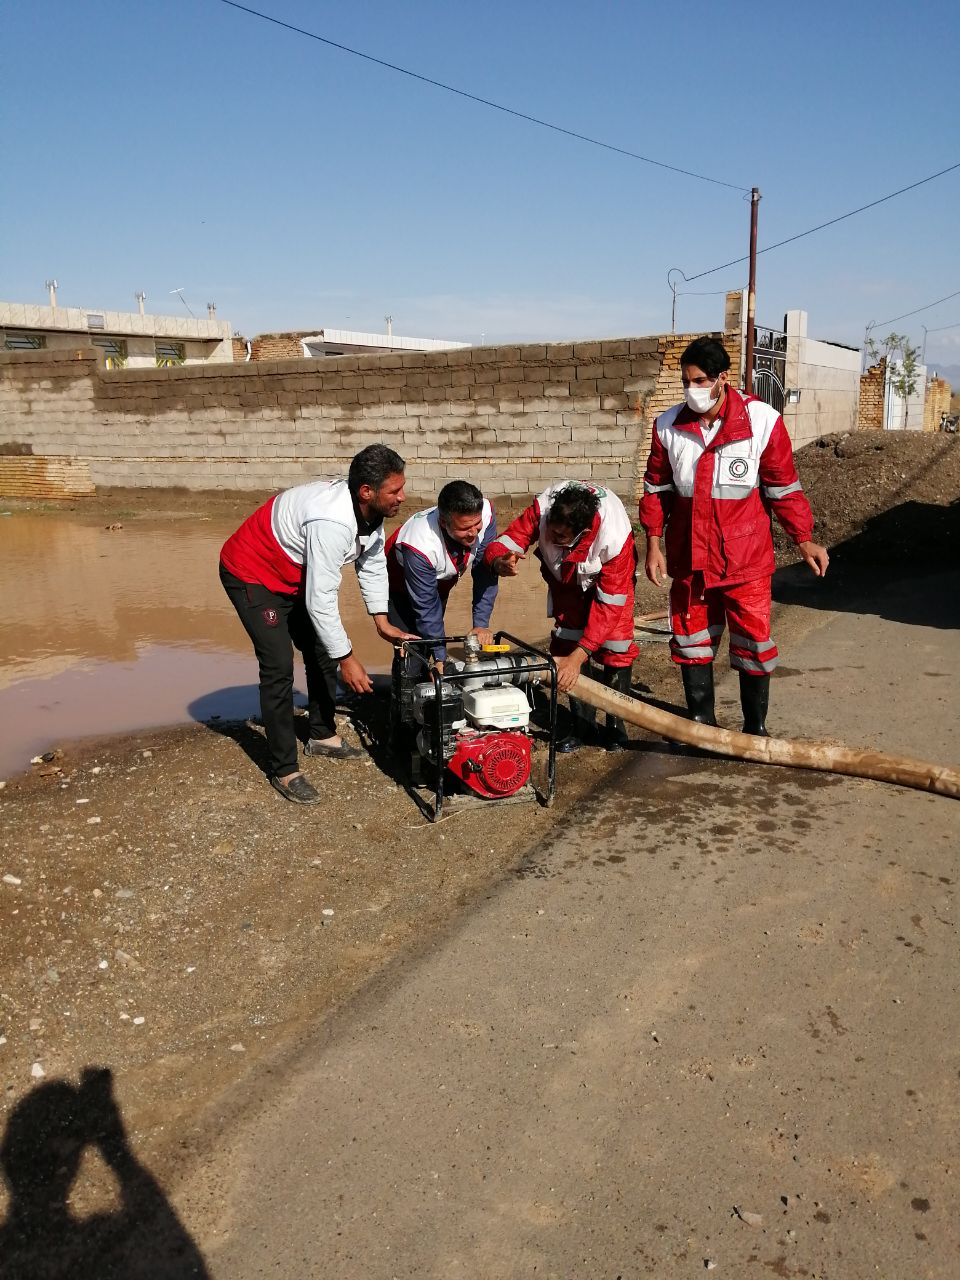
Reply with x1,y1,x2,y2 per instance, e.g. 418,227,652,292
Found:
220,565,339,777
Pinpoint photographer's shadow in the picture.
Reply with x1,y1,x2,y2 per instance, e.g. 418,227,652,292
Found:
0,1067,209,1279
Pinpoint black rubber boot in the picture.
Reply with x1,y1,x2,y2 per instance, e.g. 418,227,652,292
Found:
739,671,770,736
681,663,717,726
556,696,596,753
602,666,632,752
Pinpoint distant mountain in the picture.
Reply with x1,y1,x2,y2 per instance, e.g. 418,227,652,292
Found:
926,362,960,386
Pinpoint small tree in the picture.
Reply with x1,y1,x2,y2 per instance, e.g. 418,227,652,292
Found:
865,331,922,430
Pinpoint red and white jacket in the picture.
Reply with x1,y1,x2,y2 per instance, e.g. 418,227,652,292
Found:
639,389,814,588
386,500,494,599
220,479,388,659
484,481,638,665
385,500,499,659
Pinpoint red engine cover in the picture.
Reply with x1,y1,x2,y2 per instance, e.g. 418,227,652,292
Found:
448,732,532,798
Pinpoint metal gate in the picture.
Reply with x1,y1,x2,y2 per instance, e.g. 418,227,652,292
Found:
752,325,786,413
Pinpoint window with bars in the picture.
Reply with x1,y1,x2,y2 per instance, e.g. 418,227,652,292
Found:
93,337,128,369
155,341,185,367
4,333,46,351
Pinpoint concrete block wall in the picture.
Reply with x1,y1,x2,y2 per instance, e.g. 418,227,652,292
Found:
0,338,665,499
782,314,862,448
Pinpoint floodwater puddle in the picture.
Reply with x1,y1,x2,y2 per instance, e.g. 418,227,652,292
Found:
0,511,547,778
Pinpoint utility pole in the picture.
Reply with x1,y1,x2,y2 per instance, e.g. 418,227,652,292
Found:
45,278,59,308
666,269,681,335
743,187,760,395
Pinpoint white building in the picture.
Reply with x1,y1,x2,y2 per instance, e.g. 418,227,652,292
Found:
0,299,234,368
882,358,928,431
299,328,470,358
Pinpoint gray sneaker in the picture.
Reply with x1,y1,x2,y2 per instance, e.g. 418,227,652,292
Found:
303,738,364,760
270,773,322,804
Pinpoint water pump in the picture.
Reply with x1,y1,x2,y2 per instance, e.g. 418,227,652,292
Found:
391,632,558,821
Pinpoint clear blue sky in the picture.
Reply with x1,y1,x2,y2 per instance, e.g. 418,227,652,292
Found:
4,0,959,370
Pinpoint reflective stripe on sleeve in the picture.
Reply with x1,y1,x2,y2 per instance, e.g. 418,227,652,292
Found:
595,587,628,606
643,480,675,494
600,638,634,653
553,625,585,641
762,480,803,500
498,534,525,555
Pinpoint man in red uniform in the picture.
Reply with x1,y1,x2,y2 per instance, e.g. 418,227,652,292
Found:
485,481,638,752
639,336,829,736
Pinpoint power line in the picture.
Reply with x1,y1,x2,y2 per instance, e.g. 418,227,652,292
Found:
924,319,960,335
872,288,960,329
676,159,960,284
215,0,748,193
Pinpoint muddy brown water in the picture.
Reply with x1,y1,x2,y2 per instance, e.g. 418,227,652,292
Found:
0,512,547,779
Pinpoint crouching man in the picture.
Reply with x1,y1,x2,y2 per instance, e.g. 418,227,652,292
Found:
639,336,829,735
485,481,638,752
386,480,500,667
219,444,415,803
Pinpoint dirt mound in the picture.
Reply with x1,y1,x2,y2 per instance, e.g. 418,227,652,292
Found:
775,431,960,571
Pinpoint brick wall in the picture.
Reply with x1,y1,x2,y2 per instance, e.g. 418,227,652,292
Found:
858,359,885,430
250,332,312,361
923,376,951,433
0,338,666,499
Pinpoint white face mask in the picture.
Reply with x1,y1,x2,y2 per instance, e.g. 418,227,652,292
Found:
684,378,721,416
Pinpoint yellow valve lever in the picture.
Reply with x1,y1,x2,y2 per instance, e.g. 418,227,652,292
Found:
480,643,511,653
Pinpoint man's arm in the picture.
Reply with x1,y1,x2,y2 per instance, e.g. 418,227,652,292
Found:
470,511,500,633
400,545,448,660
355,528,389,617
303,519,355,659
638,425,674,585
759,419,829,576
483,500,540,576
554,534,638,692
580,535,638,656
357,531,418,644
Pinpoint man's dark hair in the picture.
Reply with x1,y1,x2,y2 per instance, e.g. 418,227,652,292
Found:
348,444,405,495
680,337,731,379
438,480,484,519
548,484,600,534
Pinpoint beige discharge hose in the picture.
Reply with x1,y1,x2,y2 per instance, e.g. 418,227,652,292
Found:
565,673,960,800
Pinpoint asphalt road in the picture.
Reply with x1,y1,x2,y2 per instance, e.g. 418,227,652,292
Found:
190,573,959,1279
